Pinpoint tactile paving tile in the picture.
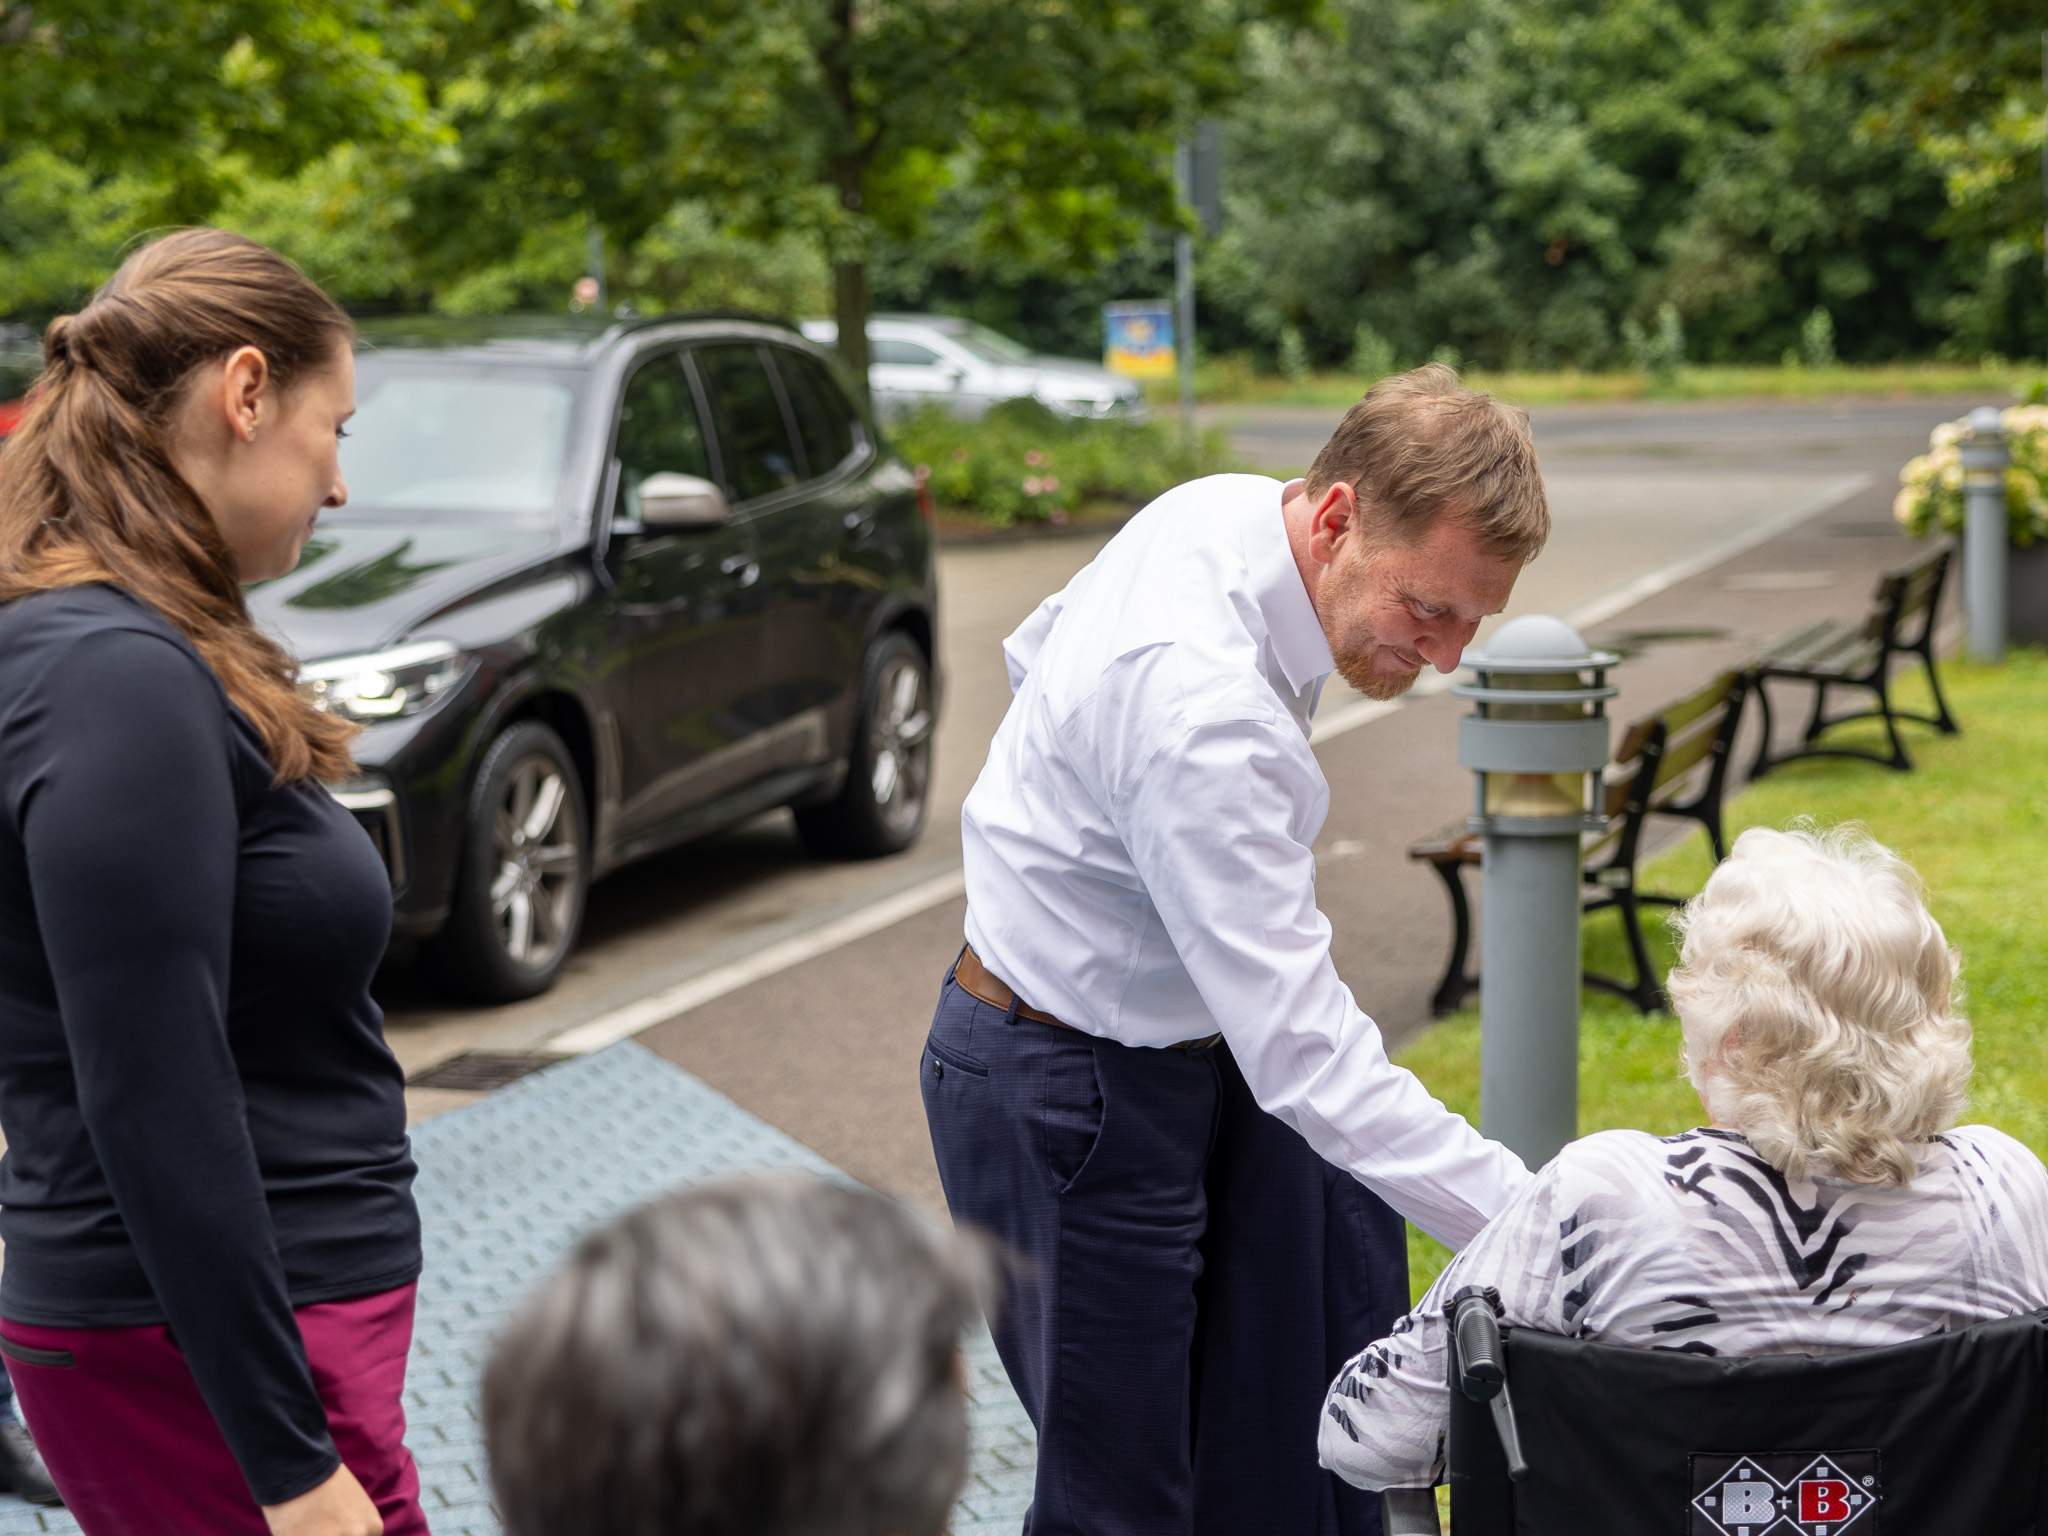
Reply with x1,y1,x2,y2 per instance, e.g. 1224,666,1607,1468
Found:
0,1041,1035,1535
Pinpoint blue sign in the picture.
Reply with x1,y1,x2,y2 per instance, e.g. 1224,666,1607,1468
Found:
1104,302,1176,380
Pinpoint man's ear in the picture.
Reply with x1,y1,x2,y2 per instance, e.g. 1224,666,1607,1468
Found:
1307,481,1359,567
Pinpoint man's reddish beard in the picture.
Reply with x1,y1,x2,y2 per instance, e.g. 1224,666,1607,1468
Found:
1331,643,1420,701
1319,544,1422,701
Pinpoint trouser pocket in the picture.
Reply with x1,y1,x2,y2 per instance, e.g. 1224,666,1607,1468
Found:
1042,1031,1104,1194
0,1339,74,1369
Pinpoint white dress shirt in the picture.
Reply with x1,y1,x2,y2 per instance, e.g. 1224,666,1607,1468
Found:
961,473,1529,1247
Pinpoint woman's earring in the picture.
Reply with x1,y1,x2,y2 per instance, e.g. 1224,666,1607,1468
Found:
246,425,257,441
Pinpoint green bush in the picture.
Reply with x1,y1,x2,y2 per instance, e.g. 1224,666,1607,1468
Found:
886,398,1237,527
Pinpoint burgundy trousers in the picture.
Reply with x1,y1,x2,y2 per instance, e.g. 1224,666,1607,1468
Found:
1,1283,429,1536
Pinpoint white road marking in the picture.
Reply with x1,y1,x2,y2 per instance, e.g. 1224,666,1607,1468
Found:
1561,473,1871,634
542,472,1875,1051
547,867,968,1054
1308,697,1405,744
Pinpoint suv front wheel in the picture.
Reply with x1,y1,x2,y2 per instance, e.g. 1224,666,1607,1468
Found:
430,720,590,1002
795,631,934,858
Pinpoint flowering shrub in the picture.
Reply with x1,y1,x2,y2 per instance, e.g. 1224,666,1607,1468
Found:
890,398,1235,527
1895,404,2048,546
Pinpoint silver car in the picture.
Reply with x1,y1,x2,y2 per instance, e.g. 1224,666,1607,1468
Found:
801,314,1146,422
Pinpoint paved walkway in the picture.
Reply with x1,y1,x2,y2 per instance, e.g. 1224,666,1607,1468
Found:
0,1044,1036,1535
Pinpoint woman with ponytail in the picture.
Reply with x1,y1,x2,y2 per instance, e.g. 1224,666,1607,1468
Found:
0,229,425,1536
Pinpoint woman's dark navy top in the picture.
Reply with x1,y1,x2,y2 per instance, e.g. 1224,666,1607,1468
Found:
0,584,421,1506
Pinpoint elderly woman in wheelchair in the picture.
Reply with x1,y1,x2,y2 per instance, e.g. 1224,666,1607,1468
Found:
1320,825,2048,1522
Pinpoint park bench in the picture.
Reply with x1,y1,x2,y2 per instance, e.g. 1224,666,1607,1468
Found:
1746,542,1958,777
1408,670,1748,1017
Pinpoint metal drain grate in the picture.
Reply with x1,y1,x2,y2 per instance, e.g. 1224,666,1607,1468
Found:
407,1051,566,1092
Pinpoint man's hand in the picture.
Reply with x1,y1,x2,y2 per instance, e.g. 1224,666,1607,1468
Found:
261,1464,382,1536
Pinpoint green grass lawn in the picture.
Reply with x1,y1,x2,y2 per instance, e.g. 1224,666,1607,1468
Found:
1395,651,2048,1303
1157,358,2032,410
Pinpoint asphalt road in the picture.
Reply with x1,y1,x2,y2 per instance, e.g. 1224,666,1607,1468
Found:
384,393,1995,1215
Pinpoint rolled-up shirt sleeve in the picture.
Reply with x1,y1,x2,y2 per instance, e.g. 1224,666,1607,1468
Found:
1116,713,1528,1247
15,630,340,1504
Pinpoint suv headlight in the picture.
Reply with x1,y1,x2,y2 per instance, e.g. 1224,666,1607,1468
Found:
300,640,471,723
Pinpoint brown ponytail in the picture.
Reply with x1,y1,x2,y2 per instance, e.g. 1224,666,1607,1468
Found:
0,228,358,783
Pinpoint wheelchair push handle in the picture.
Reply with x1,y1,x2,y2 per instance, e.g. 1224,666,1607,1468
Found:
1451,1286,1506,1398
1448,1285,1530,1483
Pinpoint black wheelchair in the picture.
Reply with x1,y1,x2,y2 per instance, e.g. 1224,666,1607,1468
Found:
1381,1286,2048,1534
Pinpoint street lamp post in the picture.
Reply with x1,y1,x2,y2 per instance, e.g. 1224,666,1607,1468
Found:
1454,615,1617,1169
1961,405,2009,663
1174,122,1222,454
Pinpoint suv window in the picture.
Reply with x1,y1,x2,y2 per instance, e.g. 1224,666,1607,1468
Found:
774,349,859,478
343,363,578,523
871,339,941,366
695,345,800,502
615,353,713,521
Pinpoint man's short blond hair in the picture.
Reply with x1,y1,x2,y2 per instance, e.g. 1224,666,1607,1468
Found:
1667,824,1971,1187
1304,363,1548,564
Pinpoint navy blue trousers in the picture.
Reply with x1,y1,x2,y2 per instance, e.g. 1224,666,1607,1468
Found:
922,968,1406,1535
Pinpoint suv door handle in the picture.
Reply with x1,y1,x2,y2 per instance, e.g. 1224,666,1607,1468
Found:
720,552,761,587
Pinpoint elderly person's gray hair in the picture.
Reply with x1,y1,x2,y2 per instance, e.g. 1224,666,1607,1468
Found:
481,1173,1000,1536
1667,823,1970,1186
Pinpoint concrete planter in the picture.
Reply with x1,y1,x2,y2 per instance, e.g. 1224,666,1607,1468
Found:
2012,540,2048,645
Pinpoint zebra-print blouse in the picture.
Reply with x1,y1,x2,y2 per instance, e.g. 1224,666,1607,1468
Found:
1319,1124,2048,1491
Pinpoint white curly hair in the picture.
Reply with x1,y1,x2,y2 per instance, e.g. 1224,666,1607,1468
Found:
1666,824,1971,1186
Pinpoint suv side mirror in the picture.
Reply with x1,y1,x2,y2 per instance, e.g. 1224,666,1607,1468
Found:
639,472,729,529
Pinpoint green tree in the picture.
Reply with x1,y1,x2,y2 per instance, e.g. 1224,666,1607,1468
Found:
1818,0,2039,137
1816,0,2045,358
397,0,1316,396
1201,0,1953,369
0,0,429,315
0,0,425,215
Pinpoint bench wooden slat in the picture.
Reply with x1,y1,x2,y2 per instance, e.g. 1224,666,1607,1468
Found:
1762,621,1871,670
1600,765,1637,819
1895,553,1945,618
1779,645,1879,681
1612,717,1656,770
1649,708,1728,792
1407,828,1479,863
1654,670,1740,739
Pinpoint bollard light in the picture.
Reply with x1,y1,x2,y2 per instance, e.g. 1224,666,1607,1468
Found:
1961,405,2009,663
1453,615,1617,1169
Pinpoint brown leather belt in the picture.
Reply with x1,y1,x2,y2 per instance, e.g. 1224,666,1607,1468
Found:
955,945,1222,1052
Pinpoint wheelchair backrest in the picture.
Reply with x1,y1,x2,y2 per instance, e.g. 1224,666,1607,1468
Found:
1449,1307,2048,1535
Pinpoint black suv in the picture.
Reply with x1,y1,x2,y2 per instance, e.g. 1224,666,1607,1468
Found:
253,315,938,1001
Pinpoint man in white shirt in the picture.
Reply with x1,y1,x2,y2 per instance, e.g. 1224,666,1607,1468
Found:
920,366,1548,1534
